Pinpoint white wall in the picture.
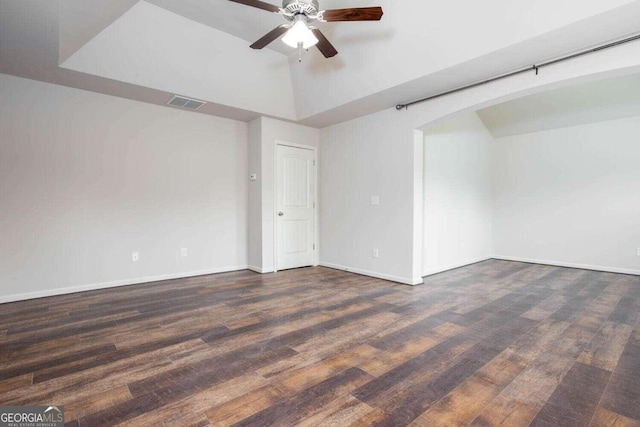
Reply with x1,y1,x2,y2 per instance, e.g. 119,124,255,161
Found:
320,111,423,285
477,73,640,138
319,36,640,285
0,74,248,302
247,119,263,271
421,105,640,278
422,113,493,276
493,115,640,275
247,117,321,273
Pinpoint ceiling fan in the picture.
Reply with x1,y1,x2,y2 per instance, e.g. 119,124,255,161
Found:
229,0,383,60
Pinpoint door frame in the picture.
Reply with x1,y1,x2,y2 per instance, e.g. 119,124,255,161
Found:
273,140,319,272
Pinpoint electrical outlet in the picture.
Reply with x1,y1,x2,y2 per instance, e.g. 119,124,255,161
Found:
373,249,379,258
371,196,380,206
132,252,139,262
181,248,188,257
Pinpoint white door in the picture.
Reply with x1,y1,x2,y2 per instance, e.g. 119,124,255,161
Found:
276,144,316,270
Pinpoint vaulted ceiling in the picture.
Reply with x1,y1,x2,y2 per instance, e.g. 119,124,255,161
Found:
478,73,640,138
1,0,640,127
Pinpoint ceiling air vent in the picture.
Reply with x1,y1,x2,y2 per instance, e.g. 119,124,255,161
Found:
167,95,206,111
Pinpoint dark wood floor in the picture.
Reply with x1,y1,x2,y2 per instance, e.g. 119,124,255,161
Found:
1,261,639,426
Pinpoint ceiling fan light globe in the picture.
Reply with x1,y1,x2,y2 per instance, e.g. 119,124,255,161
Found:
282,20,318,49
302,31,319,49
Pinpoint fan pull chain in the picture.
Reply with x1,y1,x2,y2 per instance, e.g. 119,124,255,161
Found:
298,42,303,62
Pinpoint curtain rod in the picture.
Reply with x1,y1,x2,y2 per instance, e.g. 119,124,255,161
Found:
395,32,640,111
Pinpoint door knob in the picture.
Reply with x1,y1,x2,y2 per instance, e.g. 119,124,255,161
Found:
278,212,284,216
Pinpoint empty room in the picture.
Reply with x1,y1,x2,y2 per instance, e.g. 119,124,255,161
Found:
1,1,639,426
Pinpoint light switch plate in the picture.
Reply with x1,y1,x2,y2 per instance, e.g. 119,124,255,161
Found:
371,196,380,206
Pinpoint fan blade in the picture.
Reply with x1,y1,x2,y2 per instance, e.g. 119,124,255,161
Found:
320,7,383,22
250,25,289,49
312,29,338,58
228,0,280,13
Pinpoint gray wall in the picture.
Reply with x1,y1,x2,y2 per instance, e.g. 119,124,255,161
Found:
493,115,640,274
0,74,248,302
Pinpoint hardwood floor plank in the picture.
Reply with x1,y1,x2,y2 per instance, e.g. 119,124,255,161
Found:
358,317,537,425
368,315,445,350
204,384,284,426
590,407,640,427
32,325,230,383
413,347,531,426
292,311,401,356
357,334,445,378
351,334,473,407
608,284,640,326
499,324,595,407
0,263,637,426
600,327,640,421
529,362,611,427
349,407,391,427
0,343,117,382
470,395,542,426
578,321,633,371
475,348,529,388
506,318,571,362
124,373,268,427
295,395,374,427
0,373,33,394
232,367,373,427
267,344,380,396
127,343,297,400
63,384,133,422
171,302,381,368
409,376,501,427
76,392,162,426
1,342,198,407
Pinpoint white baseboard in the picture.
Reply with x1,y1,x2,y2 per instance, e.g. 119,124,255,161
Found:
6,256,634,305
492,256,640,276
320,262,422,286
0,265,250,304
422,256,493,277
247,265,275,274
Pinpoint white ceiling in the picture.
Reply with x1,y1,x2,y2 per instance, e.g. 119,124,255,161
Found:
61,1,298,119
145,0,356,56
478,72,640,138
2,0,640,127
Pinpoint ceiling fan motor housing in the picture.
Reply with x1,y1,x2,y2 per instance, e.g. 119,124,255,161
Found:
282,0,319,21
